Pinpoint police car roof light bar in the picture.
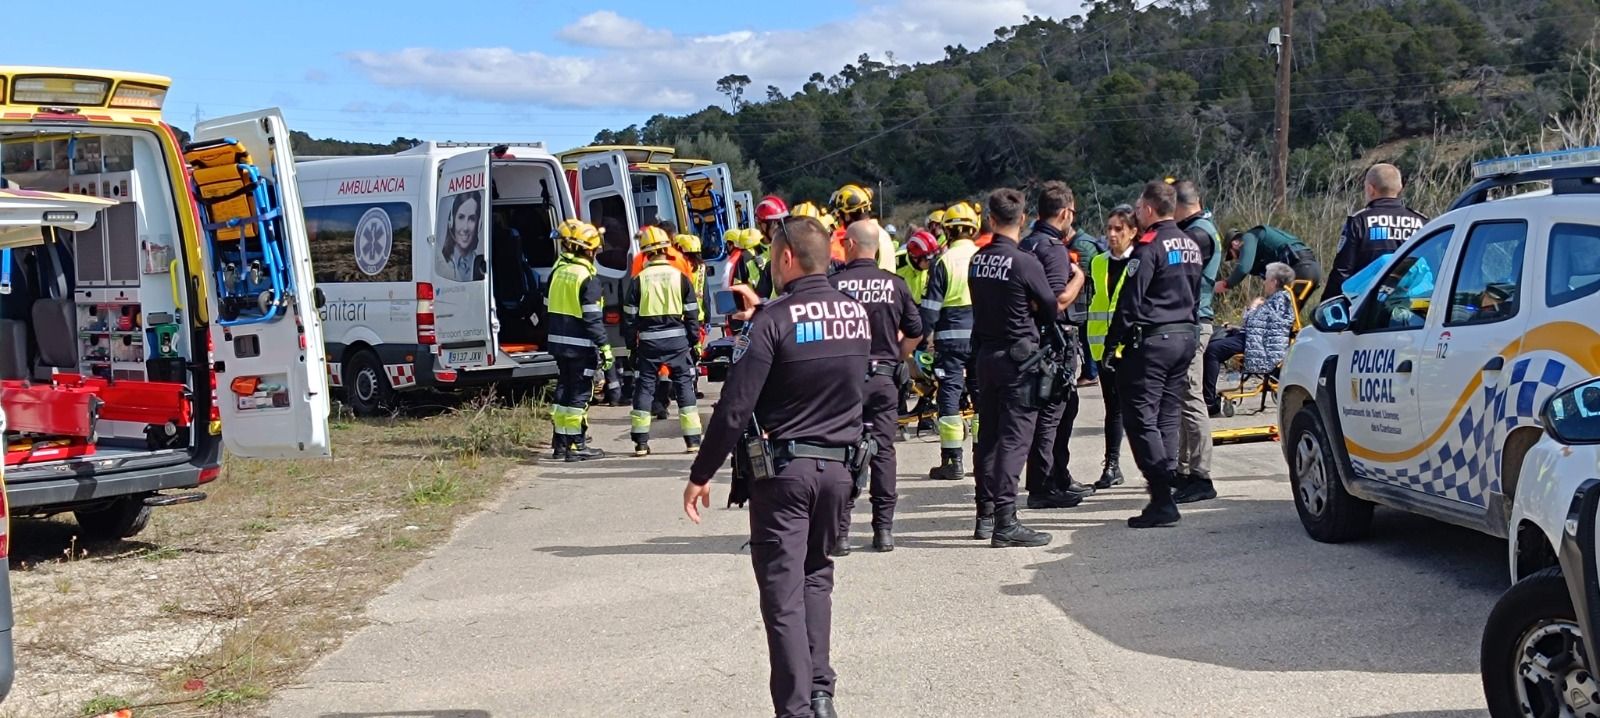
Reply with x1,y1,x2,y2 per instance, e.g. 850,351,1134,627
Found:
1451,146,1600,212
1471,146,1600,180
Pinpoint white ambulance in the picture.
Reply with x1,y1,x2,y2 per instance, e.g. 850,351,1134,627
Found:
296,142,571,415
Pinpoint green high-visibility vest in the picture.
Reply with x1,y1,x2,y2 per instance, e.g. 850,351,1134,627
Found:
1086,252,1127,361
637,261,687,318
938,239,977,309
898,264,928,304
548,256,595,319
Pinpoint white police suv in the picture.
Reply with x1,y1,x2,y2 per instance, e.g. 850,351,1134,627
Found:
1279,146,1600,544
1480,374,1600,717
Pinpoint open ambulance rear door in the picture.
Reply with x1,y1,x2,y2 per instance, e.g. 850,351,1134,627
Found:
686,163,736,326
732,190,754,230
572,151,638,353
430,150,494,372
191,109,331,459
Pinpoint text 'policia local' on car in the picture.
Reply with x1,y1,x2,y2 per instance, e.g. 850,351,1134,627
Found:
1274,144,1600,716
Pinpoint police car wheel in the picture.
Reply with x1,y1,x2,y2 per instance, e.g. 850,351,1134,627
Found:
343,351,396,417
1481,568,1600,718
1288,406,1373,543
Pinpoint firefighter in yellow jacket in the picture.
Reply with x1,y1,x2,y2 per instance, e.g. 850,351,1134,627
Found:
625,227,704,456
546,219,613,461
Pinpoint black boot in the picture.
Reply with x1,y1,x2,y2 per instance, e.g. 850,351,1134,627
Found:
873,527,894,552
1026,488,1083,510
1095,460,1124,489
566,435,606,462
829,531,851,557
1173,474,1217,504
551,434,569,461
928,449,963,481
972,500,995,540
1128,479,1181,528
811,691,837,718
991,504,1052,548
684,435,702,453
631,433,650,457
1058,470,1097,500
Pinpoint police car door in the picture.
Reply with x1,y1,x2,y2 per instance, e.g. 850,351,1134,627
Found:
572,151,638,347
1416,212,1533,505
1337,223,1457,484
431,150,492,371
191,109,332,458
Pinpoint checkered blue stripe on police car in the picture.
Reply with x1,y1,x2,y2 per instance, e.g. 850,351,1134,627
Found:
1351,356,1566,506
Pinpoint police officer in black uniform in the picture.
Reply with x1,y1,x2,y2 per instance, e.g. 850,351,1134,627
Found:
968,188,1059,548
1107,181,1203,529
829,219,923,555
1018,181,1088,510
1323,162,1428,301
683,216,868,718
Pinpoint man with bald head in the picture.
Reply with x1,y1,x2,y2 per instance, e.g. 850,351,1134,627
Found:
828,219,924,553
1324,163,1428,300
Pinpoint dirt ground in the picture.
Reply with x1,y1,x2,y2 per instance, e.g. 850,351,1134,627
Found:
2,393,548,718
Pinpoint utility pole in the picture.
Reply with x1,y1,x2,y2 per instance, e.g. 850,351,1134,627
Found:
1271,0,1294,215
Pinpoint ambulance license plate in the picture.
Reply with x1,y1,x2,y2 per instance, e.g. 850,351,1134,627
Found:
446,349,485,365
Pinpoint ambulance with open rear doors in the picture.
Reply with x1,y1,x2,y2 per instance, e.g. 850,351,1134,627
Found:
0,67,329,543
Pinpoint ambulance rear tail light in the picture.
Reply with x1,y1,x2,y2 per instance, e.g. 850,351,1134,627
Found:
197,464,221,485
207,332,220,433
1473,146,1600,179
417,282,437,346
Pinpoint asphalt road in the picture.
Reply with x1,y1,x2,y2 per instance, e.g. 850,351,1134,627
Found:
272,380,1502,718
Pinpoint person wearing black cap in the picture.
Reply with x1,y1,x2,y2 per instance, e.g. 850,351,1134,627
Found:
683,216,869,718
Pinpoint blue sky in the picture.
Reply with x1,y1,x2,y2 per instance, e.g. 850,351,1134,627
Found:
7,0,1083,151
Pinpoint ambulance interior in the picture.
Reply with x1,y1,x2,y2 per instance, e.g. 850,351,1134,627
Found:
487,160,563,354
0,127,200,468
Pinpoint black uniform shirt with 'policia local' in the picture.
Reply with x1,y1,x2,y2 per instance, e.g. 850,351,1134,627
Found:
688,274,871,486
1106,219,1203,351
829,258,923,363
968,232,1059,356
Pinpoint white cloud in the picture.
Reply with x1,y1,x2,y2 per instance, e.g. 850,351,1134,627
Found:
556,10,674,49
345,1,1086,111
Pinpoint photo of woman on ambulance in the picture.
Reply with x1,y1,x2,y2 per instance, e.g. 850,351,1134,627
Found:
436,190,485,282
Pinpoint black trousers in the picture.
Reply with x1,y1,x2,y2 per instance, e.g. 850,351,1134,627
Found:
841,374,900,533
1101,363,1125,462
933,343,971,417
553,352,597,409
974,351,1036,511
1116,330,1197,490
1026,388,1082,494
750,457,852,718
1202,329,1246,411
632,344,695,415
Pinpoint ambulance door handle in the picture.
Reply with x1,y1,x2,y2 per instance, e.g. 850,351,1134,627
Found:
1483,356,1504,372
1396,360,1413,374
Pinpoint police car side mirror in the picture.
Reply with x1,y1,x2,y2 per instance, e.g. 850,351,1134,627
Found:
1311,296,1352,333
1542,378,1600,445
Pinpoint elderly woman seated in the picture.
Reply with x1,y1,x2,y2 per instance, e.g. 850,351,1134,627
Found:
1203,261,1299,416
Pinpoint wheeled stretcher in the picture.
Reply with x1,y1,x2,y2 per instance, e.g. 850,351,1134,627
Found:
1,374,192,466
684,176,728,261
184,138,292,325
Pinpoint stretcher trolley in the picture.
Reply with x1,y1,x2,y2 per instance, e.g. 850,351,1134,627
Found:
183,138,294,325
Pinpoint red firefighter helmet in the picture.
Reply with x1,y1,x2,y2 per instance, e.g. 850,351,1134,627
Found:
755,195,789,222
907,230,940,260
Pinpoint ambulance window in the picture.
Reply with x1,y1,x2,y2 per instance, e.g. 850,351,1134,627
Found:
1355,225,1453,332
304,202,414,283
1445,220,1526,326
1547,223,1600,308
588,197,630,271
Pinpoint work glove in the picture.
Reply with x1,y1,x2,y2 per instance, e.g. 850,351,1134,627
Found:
599,345,615,371
691,344,703,364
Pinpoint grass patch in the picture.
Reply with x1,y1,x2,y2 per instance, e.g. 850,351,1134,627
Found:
8,392,549,715
78,695,132,716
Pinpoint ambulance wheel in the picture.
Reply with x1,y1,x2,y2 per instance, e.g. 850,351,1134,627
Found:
1288,406,1373,543
74,496,152,541
1481,568,1597,718
1222,399,1235,417
343,350,395,417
